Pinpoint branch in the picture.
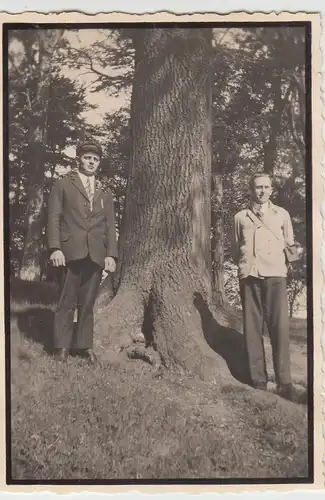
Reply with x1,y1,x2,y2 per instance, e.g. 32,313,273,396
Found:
214,28,231,46
68,47,112,79
82,76,102,91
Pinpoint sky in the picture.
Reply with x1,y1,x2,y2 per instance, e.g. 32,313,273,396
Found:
64,29,130,127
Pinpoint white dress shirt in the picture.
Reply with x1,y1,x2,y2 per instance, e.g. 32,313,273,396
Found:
78,171,95,196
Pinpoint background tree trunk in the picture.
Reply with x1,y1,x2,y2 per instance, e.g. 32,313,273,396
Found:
96,28,228,380
19,29,64,281
287,82,305,160
289,298,294,318
211,171,226,305
263,77,288,174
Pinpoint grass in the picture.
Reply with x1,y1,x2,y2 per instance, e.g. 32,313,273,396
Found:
9,308,309,481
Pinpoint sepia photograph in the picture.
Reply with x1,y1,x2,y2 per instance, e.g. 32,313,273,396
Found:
4,17,317,484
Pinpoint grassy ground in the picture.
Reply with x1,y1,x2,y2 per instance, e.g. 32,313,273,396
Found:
10,305,309,481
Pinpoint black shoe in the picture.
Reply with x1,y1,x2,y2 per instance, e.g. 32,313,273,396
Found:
277,383,293,400
77,349,98,366
55,348,69,362
252,381,267,391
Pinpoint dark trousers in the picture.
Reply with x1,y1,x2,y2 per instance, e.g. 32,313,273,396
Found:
53,256,102,349
239,276,291,387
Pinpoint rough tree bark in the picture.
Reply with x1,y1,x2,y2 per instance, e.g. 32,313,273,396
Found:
19,29,64,281
96,28,229,380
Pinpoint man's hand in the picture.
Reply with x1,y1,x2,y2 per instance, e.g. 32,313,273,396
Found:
104,257,116,273
50,249,66,267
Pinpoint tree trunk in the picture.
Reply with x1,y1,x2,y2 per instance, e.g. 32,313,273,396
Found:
263,77,289,174
96,28,229,380
287,84,305,161
19,29,64,281
211,171,226,305
289,299,294,318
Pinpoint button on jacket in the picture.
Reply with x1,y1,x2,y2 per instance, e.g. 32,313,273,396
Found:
233,201,294,280
47,171,118,269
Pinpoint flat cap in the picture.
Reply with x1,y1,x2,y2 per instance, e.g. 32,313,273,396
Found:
76,137,103,158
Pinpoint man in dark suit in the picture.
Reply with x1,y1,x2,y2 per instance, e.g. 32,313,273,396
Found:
48,138,118,364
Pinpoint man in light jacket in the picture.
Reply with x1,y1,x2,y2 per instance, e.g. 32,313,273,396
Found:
233,172,296,398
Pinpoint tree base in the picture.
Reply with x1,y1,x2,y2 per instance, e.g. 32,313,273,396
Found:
94,272,243,385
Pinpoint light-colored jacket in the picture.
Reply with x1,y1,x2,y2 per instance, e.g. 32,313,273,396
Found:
233,201,294,280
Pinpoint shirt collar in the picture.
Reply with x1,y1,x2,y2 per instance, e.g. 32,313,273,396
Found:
250,200,277,215
78,171,95,186
250,200,269,215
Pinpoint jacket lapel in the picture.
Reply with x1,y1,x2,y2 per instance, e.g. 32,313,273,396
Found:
247,210,261,227
70,171,89,201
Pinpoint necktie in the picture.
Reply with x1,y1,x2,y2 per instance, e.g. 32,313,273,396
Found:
253,203,267,220
86,177,94,210
259,204,267,219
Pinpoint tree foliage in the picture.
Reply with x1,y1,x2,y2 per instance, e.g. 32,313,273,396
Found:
9,30,95,278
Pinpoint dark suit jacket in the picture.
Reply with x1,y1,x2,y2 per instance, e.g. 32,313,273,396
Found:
47,171,118,269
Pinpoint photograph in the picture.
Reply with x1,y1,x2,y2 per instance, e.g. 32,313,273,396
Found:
4,17,317,484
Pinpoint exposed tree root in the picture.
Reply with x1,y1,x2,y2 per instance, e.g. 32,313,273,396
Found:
94,288,145,358
126,345,161,368
129,327,146,344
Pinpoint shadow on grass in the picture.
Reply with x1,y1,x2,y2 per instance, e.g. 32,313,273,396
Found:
193,293,251,386
10,278,60,355
15,309,56,355
15,309,82,358
11,278,87,356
